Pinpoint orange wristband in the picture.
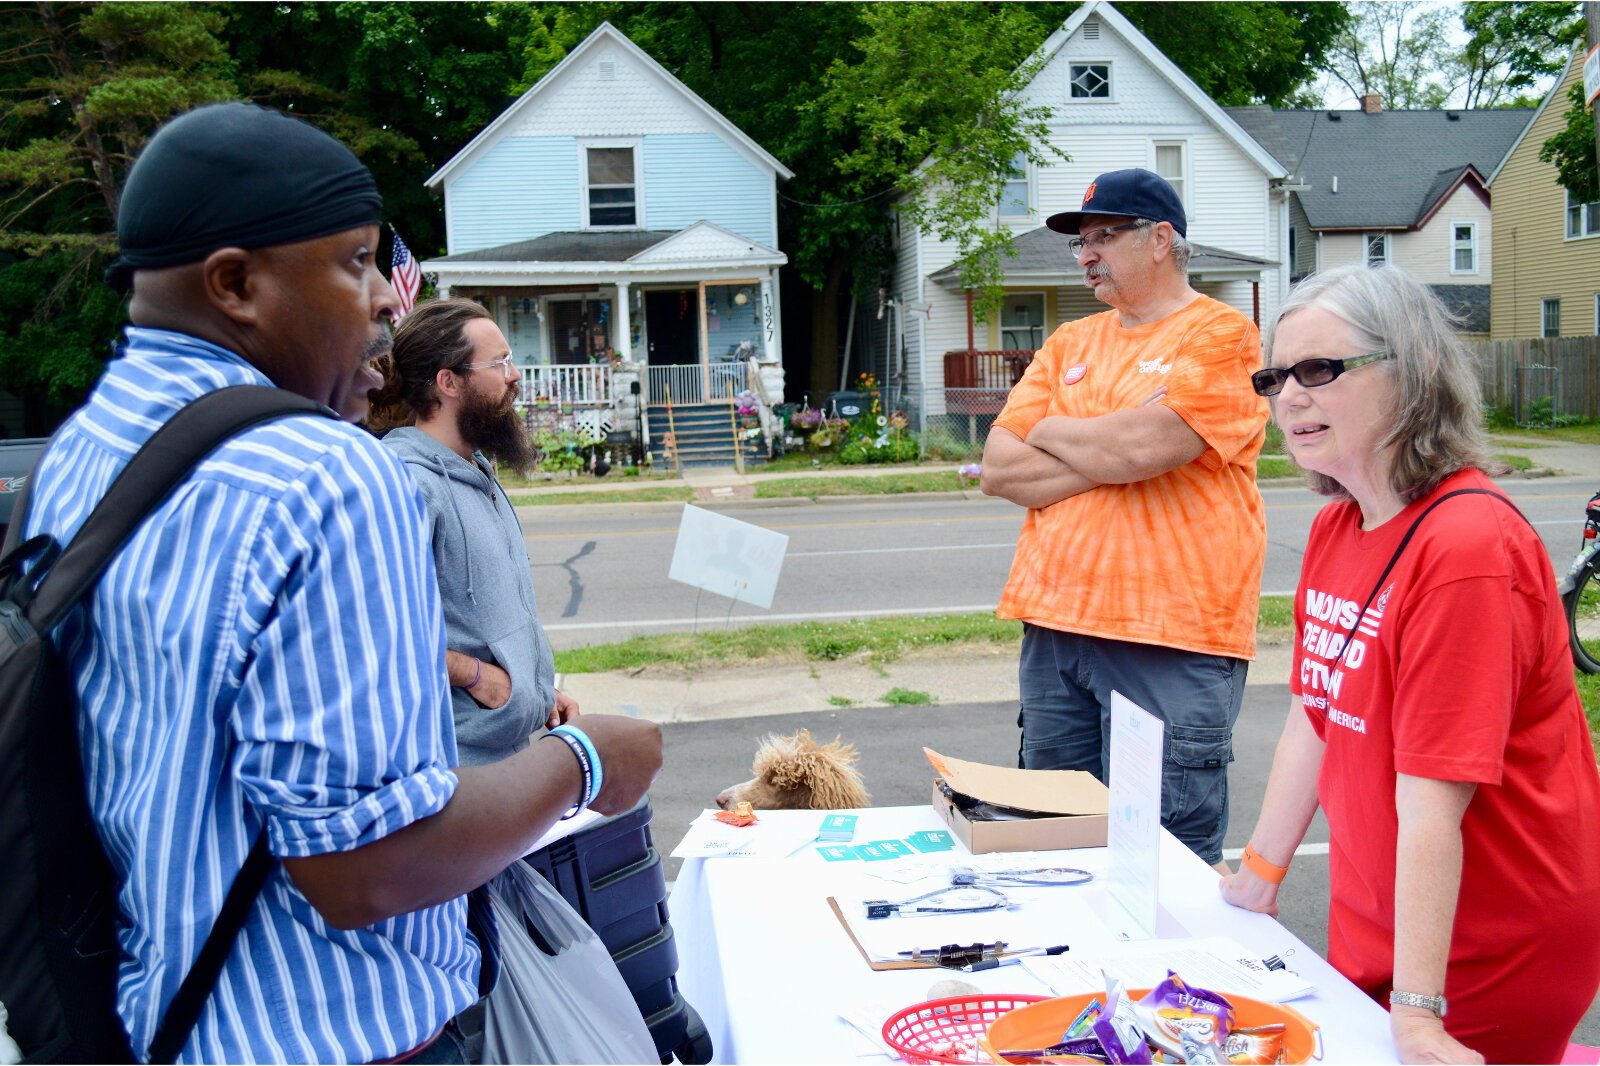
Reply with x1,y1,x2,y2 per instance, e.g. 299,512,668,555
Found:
1241,843,1288,884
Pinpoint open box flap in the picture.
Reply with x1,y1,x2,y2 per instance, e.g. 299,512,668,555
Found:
925,747,1109,817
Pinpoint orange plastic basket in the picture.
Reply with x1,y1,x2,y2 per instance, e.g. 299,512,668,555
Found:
980,990,1324,1064
883,994,1049,1065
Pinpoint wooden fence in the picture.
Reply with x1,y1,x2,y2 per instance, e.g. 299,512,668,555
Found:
1469,337,1600,421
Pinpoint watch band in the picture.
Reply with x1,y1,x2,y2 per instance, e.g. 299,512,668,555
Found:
1240,843,1289,884
1389,990,1447,1018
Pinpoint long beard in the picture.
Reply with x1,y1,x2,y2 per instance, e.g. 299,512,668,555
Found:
458,384,536,476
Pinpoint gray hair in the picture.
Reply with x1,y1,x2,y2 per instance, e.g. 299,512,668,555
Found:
1134,217,1191,274
1264,262,1493,502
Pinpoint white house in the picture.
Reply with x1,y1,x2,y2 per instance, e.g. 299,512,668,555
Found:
421,22,792,462
873,0,1290,433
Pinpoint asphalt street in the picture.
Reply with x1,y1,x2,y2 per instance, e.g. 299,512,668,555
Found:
648,688,1600,1047
525,475,1598,649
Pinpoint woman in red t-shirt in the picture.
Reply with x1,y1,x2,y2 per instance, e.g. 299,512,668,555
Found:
1220,263,1600,1065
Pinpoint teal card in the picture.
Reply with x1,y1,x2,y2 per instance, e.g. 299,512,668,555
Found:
905,830,956,853
869,839,914,857
818,845,858,862
852,843,892,861
818,814,859,842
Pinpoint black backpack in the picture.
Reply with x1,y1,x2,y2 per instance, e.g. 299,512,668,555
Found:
0,386,329,1063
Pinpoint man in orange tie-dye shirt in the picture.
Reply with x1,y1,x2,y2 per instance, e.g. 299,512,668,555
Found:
981,169,1268,870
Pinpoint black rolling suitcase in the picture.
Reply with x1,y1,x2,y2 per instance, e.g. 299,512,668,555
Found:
523,797,712,1064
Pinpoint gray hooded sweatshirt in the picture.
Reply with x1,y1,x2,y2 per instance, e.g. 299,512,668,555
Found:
384,427,555,766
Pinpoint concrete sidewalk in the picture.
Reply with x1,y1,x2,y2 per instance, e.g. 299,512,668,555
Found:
560,641,1295,724
1489,433,1600,480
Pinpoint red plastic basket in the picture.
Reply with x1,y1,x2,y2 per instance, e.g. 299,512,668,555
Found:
882,994,1048,1065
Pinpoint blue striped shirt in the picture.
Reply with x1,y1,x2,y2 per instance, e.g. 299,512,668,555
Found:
24,329,479,1063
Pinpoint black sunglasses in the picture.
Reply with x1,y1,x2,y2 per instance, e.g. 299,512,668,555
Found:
1251,351,1392,397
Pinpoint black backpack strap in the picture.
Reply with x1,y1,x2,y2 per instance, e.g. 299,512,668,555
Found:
26,386,329,631
19,384,330,1063
145,829,274,1064
1335,487,1528,665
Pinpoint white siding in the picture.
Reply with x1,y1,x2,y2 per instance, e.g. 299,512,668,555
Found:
514,44,715,139
1391,185,1492,284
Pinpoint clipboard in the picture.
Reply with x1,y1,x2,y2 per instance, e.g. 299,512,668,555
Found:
826,896,939,971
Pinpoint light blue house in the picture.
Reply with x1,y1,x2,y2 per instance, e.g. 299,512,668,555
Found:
422,23,792,460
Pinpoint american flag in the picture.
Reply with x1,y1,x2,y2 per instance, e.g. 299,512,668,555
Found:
390,229,420,318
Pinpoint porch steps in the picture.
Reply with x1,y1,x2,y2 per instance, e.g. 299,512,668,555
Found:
646,404,767,470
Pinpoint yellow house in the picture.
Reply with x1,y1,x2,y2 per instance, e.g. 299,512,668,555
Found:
1488,51,1600,338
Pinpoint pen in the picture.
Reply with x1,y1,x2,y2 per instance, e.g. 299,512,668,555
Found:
961,944,1070,972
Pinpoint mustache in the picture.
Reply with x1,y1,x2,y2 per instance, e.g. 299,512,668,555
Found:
1086,263,1112,279
360,333,394,363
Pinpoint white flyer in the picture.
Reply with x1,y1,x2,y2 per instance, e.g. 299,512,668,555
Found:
667,505,788,609
1107,691,1164,939
1021,935,1317,1002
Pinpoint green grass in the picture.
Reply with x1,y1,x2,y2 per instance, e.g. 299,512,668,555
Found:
754,471,963,499
1495,453,1535,472
1487,435,1553,450
552,612,1023,673
1257,456,1300,479
507,486,693,506
1484,408,1600,445
828,695,857,707
1257,594,1294,635
1577,672,1600,749
882,688,934,706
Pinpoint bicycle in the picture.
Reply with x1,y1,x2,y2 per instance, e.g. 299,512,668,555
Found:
1560,489,1600,673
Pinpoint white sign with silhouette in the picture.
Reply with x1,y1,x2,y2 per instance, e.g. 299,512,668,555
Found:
668,505,788,609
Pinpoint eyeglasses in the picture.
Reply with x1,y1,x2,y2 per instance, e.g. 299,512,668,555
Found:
460,356,516,374
1068,220,1147,257
1250,351,1392,397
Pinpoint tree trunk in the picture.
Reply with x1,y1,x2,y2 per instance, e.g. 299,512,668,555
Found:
808,250,848,401
37,1,120,220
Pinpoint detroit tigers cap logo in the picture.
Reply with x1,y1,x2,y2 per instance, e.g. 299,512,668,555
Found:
1062,363,1088,386
1081,182,1097,206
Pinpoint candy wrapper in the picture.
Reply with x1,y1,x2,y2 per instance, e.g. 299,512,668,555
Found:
1131,971,1236,1060
1178,1028,1227,1064
1092,978,1155,1064
1222,1024,1285,1065
1064,998,1104,1040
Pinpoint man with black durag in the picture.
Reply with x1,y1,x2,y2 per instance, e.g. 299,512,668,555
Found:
22,101,660,1063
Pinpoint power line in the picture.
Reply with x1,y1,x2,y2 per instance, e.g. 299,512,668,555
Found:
776,184,900,209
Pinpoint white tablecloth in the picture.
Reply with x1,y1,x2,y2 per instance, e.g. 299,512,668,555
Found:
669,806,1399,1064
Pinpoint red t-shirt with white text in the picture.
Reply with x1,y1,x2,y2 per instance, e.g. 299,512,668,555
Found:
1292,468,1600,1063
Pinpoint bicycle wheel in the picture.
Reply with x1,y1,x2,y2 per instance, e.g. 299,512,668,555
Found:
1565,558,1600,674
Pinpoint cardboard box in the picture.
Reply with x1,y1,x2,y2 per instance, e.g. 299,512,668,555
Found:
925,747,1109,854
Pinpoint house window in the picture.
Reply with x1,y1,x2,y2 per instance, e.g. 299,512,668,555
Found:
1069,63,1111,99
1450,221,1477,274
1000,294,1045,351
584,145,638,227
1000,151,1030,219
1153,142,1185,205
1567,190,1600,238
1542,298,1560,338
1364,232,1390,268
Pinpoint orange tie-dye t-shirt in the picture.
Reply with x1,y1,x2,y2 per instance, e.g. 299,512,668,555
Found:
993,295,1268,659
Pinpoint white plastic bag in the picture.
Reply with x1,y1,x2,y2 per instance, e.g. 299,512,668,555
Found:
482,862,658,1065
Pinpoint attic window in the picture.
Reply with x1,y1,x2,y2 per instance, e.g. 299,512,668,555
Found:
598,60,616,81
1070,63,1110,99
585,145,637,227
1083,19,1100,39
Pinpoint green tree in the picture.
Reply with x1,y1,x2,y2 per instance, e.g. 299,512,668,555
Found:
0,2,237,420
1321,1,1458,109
1457,1,1582,108
1540,79,1599,203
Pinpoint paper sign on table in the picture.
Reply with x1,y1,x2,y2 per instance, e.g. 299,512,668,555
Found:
1021,935,1317,1003
670,810,817,860
667,505,788,609
1107,691,1163,939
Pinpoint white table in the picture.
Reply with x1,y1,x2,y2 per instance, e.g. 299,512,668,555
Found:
669,807,1398,1064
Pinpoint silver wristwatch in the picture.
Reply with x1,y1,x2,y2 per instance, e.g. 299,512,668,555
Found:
1389,990,1447,1018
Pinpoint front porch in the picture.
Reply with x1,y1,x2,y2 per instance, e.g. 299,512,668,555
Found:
422,223,788,464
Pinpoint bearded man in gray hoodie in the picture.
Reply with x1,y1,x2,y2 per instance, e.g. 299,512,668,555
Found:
375,298,573,765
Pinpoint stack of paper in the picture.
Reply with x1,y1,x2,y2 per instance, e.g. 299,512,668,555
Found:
1022,935,1316,1002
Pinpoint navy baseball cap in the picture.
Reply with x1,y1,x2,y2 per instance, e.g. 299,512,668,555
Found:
1045,168,1186,237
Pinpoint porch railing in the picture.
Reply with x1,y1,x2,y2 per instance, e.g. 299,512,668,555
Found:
943,349,1034,389
520,364,613,406
645,362,751,406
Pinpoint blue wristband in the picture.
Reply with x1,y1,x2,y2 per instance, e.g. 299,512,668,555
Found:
547,730,591,819
551,724,603,806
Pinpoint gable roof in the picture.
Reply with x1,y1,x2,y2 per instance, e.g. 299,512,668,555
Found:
1227,106,1533,229
425,22,792,191
1028,2,1287,179
1486,49,1583,186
